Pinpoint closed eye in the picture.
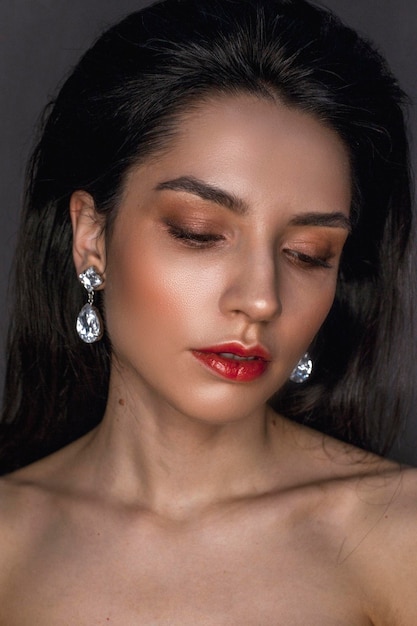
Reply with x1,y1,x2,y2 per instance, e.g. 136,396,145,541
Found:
283,248,333,269
167,224,225,248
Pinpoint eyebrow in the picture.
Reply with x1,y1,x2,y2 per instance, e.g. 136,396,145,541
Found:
288,212,352,232
155,176,248,215
155,175,351,231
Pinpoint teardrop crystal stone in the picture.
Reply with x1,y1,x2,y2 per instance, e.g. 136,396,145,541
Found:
290,353,313,383
76,303,103,343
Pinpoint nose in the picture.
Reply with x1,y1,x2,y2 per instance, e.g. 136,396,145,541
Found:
219,249,281,323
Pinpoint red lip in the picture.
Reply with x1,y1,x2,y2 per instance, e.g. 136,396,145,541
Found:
191,342,271,382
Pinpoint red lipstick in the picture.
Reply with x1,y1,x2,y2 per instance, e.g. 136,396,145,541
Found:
192,342,271,382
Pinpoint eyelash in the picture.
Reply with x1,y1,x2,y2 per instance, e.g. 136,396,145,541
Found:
166,224,333,268
167,224,224,248
283,248,332,269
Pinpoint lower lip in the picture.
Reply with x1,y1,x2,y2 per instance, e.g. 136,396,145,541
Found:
192,351,269,382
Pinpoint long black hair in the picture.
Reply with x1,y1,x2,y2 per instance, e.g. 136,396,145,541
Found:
1,0,414,473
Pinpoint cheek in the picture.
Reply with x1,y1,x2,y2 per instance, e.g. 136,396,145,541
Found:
279,270,338,344
103,235,224,351
105,248,179,342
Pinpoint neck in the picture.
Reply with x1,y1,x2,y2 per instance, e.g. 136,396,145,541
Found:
81,371,282,518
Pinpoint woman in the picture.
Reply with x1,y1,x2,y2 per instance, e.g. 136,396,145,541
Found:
0,0,416,622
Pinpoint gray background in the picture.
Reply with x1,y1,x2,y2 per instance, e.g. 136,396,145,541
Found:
1,0,416,462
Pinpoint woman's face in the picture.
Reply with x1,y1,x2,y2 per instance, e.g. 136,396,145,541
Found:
103,94,351,423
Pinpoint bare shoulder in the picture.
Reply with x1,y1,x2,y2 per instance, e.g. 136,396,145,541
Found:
343,464,417,624
0,434,92,581
0,468,45,534
0,462,59,553
282,419,417,624
0,468,50,598
280,416,417,525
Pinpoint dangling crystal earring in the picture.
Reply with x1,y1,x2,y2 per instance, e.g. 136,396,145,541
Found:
290,352,313,383
76,266,104,343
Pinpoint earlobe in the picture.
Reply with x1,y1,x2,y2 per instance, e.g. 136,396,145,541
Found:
69,190,106,279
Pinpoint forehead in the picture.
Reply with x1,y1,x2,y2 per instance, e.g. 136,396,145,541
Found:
124,93,351,215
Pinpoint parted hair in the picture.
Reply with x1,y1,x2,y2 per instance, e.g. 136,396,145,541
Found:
0,0,414,473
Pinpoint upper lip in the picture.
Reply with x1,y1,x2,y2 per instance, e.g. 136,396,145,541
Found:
195,342,272,361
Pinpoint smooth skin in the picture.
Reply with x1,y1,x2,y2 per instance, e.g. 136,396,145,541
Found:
1,95,417,625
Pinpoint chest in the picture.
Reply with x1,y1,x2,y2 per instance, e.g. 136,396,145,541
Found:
1,512,370,626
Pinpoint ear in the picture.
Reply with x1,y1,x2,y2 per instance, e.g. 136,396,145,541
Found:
70,190,106,281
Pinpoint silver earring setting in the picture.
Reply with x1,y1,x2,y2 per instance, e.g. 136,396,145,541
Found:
290,352,313,383
76,266,104,343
